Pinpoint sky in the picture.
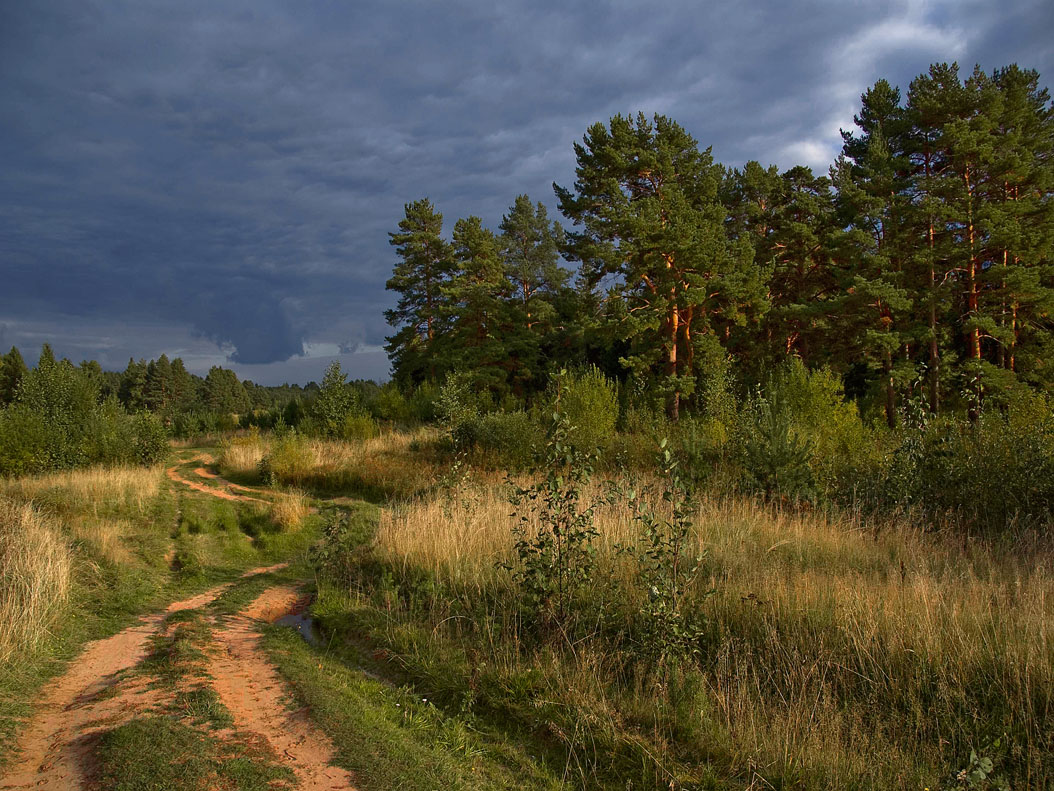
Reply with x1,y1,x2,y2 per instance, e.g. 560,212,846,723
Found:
1,0,1052,385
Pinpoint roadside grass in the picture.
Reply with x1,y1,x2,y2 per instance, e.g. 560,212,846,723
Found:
259,625,566,791
309,472,1054,790
95,716,294,791
0,498,71,664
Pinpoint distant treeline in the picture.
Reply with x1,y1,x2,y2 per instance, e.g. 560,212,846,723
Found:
385,62,1054,425
0,343,391,475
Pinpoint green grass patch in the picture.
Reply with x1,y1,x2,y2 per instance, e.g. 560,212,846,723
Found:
95,716,294,791
260,625,565,791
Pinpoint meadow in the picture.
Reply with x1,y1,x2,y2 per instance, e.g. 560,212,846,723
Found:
208,426,1054,789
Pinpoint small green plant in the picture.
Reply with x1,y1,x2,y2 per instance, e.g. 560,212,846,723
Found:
742,389,815,502
943,740,1010,791
623,440,709,663
508,406,601,636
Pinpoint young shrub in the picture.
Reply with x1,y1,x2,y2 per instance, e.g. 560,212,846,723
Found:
0,406,56,476
341,413,378,441
259,432,315,486
372,382,411,423
436,371,490,449
509,406,602,635
408,382,441,423
623,440,709,663
131,412,169,466
308,361,358,437
740,389,816,503
473,411,544,468
548,366,618,454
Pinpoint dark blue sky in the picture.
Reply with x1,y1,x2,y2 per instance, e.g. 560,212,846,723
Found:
2,0,1051,384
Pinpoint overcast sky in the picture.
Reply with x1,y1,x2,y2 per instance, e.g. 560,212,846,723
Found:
2,0,1051,384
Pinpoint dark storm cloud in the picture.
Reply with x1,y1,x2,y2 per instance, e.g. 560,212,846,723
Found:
1,0,1051,383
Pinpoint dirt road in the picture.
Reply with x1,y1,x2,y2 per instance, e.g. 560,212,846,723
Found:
0,462,355,790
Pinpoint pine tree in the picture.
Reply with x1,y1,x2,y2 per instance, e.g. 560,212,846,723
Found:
118,358,149,410
556,113,764,420
0,346,28,404
385,199,455,386
836,80,915,426
443,216,511,397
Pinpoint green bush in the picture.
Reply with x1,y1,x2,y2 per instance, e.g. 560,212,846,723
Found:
548,367,618,454
259,433,315,486
371,383,410,422
740,390,816,502
131,412,169,465
472,411,544,468
340,413,377,441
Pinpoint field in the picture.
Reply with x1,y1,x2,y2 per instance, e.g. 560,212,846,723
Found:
1,432,1051,790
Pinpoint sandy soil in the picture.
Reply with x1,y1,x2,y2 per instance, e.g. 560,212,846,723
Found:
166,465,268,503
209,586,356,790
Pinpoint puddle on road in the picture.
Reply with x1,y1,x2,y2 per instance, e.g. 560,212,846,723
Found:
274,610,324,647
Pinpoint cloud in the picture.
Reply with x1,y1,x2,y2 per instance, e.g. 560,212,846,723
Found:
1,0,1050,381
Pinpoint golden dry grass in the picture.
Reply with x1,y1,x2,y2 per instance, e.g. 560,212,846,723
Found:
372,478,1054,786
0,497,72,664
217,437,265,478
269,489,310,531
0,466,162,567
221,429,442,499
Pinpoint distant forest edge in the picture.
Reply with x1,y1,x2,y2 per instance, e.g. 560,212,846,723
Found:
385,62,1054,424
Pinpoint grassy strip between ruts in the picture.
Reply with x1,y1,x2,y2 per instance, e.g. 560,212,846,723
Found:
95,716,295,791
258,624,568,791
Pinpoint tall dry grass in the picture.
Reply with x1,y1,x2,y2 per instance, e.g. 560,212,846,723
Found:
370,479,1054,787
0,497,72,664
220,429,442,499
269,489,310,531
0,466,162,567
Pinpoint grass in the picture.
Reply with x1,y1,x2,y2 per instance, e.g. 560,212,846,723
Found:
219,429,443,500
311,470,1054,789
0,497,71,663
95,716,294,791
259,624,565,790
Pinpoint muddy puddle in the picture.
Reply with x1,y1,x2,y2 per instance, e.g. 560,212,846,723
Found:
274,609,324,646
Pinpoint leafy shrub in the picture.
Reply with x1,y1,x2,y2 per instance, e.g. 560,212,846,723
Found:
509,409,602,634
471,411,543,468
341,413,378,441
623,440,709,662
131,412,169,465
0,406,55,476
436,371,483,446
371,383,410,422
548,367,618,453
259,433,315,486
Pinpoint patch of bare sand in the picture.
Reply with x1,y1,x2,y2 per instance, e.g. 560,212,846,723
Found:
209,585,356,791
165,466,267,503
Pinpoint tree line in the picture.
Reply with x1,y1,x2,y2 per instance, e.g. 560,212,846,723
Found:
385,62,1054,425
